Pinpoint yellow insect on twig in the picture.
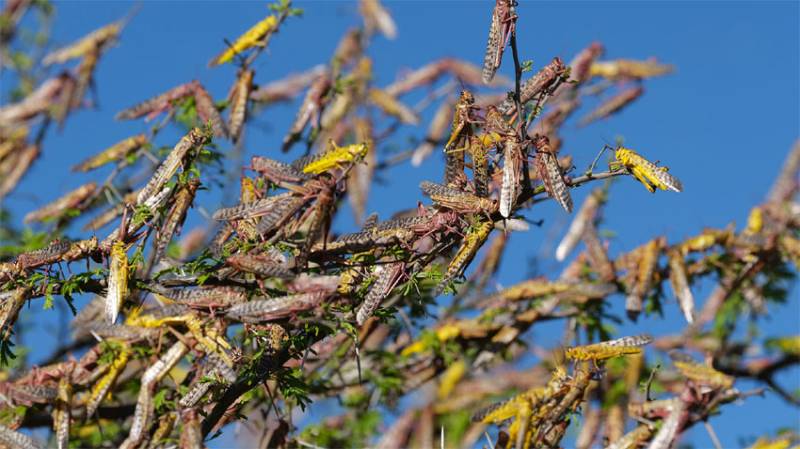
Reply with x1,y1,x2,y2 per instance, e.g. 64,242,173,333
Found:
105,240,129,325
438,220,494,293
613,147,683,193
669,351,734,389
209,12,283,67
294,140,369,175
437,359,467,400
565,334,653,362
85,342,131,416
400,323,462,357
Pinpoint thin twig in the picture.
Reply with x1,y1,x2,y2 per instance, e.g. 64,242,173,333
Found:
703,421,723,449
508,28,526,141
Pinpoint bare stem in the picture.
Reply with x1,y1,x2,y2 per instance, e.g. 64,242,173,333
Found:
509,29,525,141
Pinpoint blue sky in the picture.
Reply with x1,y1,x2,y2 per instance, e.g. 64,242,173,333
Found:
4,0,799,447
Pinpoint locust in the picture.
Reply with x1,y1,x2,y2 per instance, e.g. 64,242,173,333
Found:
385,60,446,97
205,350,238,383
582,223,617,282
50,73,79,128
180,381,212,409
23,182,96,224
316,216,424,254
499,135,524,218
0,143,39,200
555,187,604,261
483,104,516,141
580,85,644,126
297,175,340,269
0,381,58,406
43,20,121,65
420,181,497,215
225,292,327,323
646,401,686,449
120,341,188,449
226,253,295,279
105,240,129,324
227,68,254,142
129,312,232,365
102,185,173,248
368,88,419,124
214,192,296,222
152,179,199,265
679,228,731,254
437,359,467,400
0,126,28,161
667,249,695,324
150,413,176,448
155,285,248,309
383,58,496,98
331,28,364,76
553,42,605,99
498,57,568,115
481,0,517,84
0,424,44,449
137,128,207,205
250,64,326,104
443,91,478,185
281,70,333,152
533,134,573,213
605,424,654,449
564,334,653,362
473,366,568,425
412,100,452,167
72,134,148,172
438,220,493,293
251,156,311,184
85,341,131,416
14,239,71,270
613,146,683,193
53,375,72,449
625,237,663,320
669,351,733,389
590,58,673,80
468,135,491,198
115,81,196,121
475,365,571,449
256,195,308,237
472,231,507,291
292,139,369,175
232,176,260,239
85,323,158,341
179,408,204,449
628,398,683,419
535,368,593,446
192,81,228,138
356,262,405,325
69,44,100,113
209,11,284,67
489,278,573,302
360,0,397,40
320,57,370,131
347,117,376,223
0,73,73,125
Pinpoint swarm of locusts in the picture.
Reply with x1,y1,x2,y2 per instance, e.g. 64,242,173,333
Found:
0,1,798,448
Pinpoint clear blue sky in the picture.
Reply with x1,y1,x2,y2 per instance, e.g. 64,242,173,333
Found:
5,1,799,447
